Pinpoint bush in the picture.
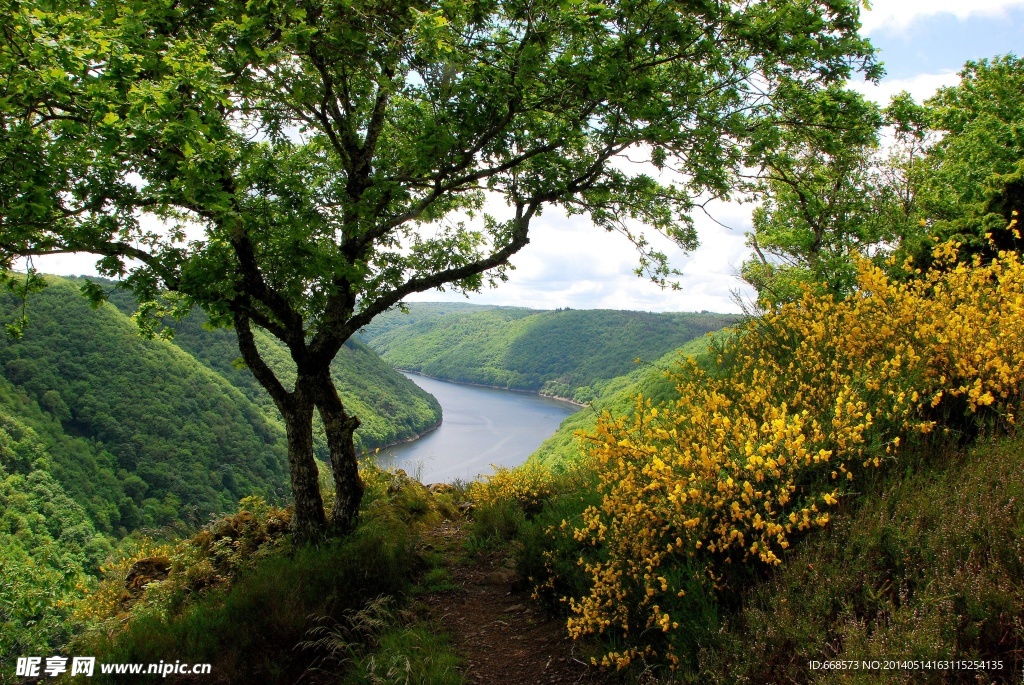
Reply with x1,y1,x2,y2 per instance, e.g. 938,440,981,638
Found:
70,463,462,684
697,434,1024,684
556,243,1024,668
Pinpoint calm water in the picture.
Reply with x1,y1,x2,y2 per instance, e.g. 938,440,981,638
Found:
373,373,580,483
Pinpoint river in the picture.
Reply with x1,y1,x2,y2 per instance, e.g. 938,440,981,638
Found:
373,372,580,484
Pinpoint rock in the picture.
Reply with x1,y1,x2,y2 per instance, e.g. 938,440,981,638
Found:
210,510,256,540
427,482,455,494
483,568,516,586
457,501,475,515
125,556,171,593
387,469,415,494
505,604,525,613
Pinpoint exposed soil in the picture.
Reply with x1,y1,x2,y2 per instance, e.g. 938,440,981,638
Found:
419,520,617,685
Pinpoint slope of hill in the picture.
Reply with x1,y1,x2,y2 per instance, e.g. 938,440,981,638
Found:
152,309,442,458
0,276,443,534
0,277,291,531
96,281,443,458
529,332,727,469
0,391,108,661
359,303,737,403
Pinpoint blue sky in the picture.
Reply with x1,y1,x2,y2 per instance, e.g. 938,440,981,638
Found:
871,9,1024,79
28,1,1024,314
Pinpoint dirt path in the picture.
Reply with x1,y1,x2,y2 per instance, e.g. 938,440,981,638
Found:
420,521,616,685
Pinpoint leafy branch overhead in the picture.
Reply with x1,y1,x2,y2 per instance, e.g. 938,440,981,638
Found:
1,0,880,538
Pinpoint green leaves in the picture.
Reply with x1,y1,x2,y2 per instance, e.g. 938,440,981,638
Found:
1,0,882,535
740,84,919,304
3,0,881,337
911,55,1024,261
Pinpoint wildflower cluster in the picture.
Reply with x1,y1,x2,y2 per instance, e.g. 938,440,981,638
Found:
469,461,566,515
565,244,1024,668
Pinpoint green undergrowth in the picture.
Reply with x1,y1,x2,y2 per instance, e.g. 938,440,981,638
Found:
470,430,1024,684
67,465,467,684
691,432,1024,684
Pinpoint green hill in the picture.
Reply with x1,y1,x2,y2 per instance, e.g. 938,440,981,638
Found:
0,389,109,662
529,331,727,469
0,277,291,532
0,276,442,534
358,303,737,403
141,308,442,459
96,280,442,459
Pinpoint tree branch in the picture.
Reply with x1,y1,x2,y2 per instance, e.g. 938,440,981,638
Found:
234,309,291,411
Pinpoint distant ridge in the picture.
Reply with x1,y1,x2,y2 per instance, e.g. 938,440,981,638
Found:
358,302,737,404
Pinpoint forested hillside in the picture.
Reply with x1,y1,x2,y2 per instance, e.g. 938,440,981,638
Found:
0,276,441,533
97,280,443,459
0,385,108,663
359,304,736,403
530,332,725,469
0,278,289,532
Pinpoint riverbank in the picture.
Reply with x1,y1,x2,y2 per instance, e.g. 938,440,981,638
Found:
374,372,579,484
395,368,586,407
361,415,443,457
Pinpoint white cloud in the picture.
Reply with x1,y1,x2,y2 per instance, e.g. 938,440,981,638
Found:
14,252,101,278
849,70,962,105
408,200,755,314
860,0,1024,35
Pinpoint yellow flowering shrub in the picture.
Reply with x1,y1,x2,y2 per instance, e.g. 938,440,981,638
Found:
564,243,1024,668
469,461,563,514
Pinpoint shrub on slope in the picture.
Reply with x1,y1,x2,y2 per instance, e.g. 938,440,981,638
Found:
564,244,1024,667
473,242,1024,674
698,433,1024,684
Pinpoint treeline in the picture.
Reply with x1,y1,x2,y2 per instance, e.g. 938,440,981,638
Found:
742,54,1024,305
359,304,736,403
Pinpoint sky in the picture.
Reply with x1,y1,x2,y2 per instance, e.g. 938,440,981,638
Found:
25,0,1024,314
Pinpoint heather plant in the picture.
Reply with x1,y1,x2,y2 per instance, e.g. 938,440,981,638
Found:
467,460,598,548
698,434,1024,684
557,236,1024,668
70,463,459,683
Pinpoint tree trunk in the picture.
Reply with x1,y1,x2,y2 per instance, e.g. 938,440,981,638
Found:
314,372,365,536
233,313,328,542
281,390,328,542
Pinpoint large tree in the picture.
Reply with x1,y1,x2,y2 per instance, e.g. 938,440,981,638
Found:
913,54,1024,260
0,0,879,539
740,89,929,304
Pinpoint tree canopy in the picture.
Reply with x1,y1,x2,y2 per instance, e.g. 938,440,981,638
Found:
742,53,1024,305
1,0,880,538
914,54,1024,259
